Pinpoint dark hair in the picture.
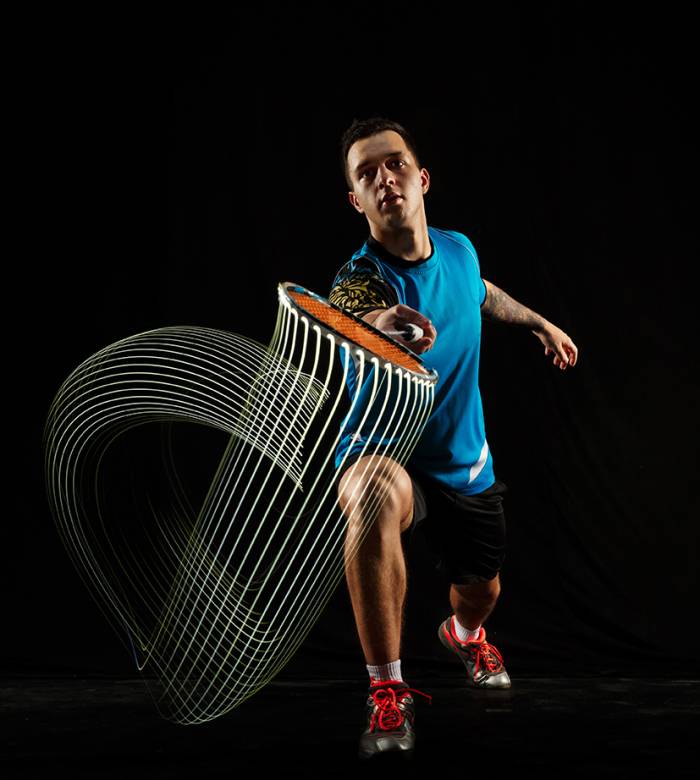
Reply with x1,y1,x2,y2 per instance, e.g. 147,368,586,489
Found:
340,117,421,189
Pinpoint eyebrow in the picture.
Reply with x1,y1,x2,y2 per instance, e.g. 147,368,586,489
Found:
354,151,404,176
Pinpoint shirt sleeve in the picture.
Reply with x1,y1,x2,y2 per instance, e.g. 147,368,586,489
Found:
328,257,400,317
443,229,487,306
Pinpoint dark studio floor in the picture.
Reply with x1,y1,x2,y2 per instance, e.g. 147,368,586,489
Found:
2,674,698,778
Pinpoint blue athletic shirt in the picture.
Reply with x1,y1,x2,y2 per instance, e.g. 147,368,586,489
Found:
328,225,496,495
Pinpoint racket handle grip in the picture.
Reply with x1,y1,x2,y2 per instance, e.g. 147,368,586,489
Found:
383,323,424,343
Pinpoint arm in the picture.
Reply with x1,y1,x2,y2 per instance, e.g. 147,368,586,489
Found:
481,279,579,371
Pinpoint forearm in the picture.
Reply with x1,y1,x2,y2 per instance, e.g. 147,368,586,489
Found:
481,280,549,333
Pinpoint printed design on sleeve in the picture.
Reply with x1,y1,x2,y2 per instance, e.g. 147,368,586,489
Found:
329,257,399,316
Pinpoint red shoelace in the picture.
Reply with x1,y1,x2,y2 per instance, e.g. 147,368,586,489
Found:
369,681,432,732
450,620,505,675
472,640,505,674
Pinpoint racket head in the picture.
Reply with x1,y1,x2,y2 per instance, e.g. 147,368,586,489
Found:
278,282,438,381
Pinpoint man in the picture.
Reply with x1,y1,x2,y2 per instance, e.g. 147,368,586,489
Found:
329,117,578,760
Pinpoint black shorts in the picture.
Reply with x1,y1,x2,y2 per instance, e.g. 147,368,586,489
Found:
339,454,508,586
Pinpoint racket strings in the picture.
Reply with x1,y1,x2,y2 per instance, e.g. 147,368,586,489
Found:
44,285,436,724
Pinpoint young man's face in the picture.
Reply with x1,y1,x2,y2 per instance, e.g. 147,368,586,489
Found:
346,130,430,230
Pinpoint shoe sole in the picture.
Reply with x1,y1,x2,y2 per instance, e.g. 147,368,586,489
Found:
359,747,414,762
358,729,415,761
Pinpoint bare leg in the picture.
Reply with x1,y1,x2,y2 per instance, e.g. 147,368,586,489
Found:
450,574,501,631
338,455,414,666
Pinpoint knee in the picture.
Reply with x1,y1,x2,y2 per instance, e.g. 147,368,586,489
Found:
337,456,413,533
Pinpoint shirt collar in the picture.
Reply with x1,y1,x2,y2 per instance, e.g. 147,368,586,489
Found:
366,233,435,268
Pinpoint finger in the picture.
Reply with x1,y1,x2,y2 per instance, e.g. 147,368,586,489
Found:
562,339,578,365
404,307,435,333
394,304,429,325
404,334,431,350
412,339,433,354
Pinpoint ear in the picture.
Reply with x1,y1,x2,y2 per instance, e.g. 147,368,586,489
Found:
348,190,364,214
421,167,431,195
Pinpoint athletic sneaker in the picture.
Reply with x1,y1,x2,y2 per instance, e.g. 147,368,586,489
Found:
358,678,432,760
438,617,511,688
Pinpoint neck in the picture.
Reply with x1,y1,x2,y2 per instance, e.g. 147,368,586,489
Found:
369,216,431,262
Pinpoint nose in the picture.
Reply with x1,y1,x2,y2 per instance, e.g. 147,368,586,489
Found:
379,163,396,188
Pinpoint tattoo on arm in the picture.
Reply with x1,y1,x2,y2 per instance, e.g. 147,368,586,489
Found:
481,280,548,331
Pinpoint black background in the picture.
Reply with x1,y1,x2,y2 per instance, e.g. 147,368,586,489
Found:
9,5,698,683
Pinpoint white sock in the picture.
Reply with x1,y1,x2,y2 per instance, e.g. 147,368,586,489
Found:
453,615,481,643
367,659,403,684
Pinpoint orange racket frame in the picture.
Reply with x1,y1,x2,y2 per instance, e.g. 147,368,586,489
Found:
278,282,438,381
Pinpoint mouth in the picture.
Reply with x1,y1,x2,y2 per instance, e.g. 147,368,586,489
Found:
382,194,403,207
